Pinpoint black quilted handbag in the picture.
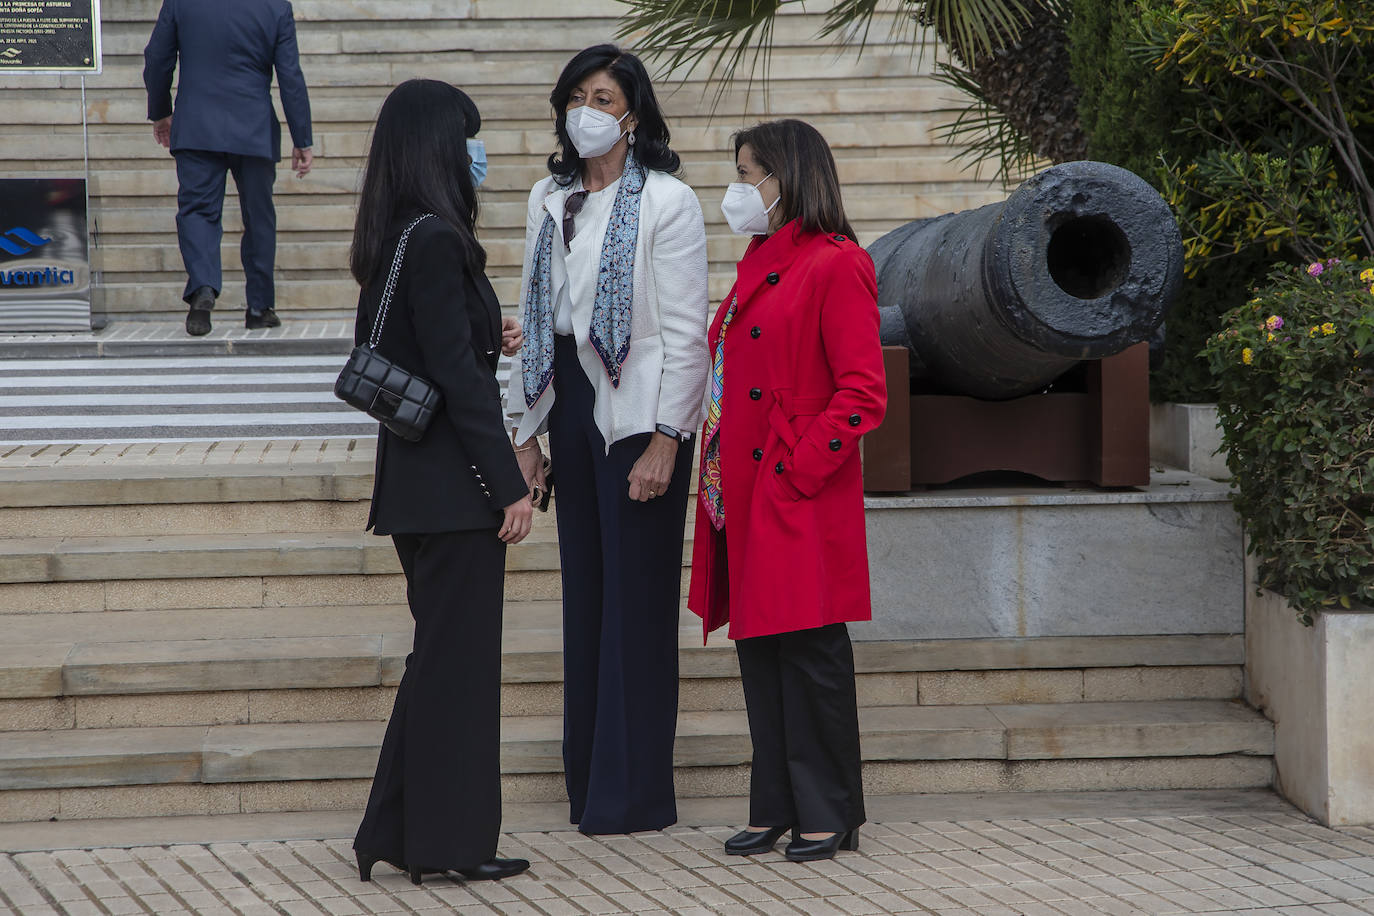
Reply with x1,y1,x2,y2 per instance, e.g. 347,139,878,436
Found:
334,214,442,442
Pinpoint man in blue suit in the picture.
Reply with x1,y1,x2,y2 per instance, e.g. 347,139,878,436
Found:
143,0,313,336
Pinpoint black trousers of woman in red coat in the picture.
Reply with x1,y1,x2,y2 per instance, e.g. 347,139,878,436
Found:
354,529,506,870
734,622,866,832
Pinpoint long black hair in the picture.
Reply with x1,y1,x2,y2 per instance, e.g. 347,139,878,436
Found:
546,44,680,185
733,119,856,241
350,79,485,286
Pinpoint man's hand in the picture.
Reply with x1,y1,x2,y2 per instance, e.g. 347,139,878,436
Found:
627,432,678,502
501,317,524,356
152,116,172,148
292,147,313,178
499,495,534,544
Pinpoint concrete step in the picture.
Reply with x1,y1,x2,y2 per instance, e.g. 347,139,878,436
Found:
0,700,1274,806
0,526,683,585
0,602,1246,712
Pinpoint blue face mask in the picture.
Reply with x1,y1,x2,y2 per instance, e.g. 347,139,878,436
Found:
467,138,487,188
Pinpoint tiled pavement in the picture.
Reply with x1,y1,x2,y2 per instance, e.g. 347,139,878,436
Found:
2,794,1374,915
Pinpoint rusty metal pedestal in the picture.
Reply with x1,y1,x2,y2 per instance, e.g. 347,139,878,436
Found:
863,343,1150,492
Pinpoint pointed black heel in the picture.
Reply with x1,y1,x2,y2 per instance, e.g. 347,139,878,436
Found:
784,828,859,862
356,851,406,882
724,825,794,856
408,865,423,885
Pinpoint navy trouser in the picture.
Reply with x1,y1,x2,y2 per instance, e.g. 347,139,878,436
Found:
174,149,276,313
548,334,691,834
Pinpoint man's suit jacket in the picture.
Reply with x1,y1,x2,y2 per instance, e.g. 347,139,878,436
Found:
355,216,529,535
143,0,312,162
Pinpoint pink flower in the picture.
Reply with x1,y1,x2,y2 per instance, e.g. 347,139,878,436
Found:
1308,262,1324,277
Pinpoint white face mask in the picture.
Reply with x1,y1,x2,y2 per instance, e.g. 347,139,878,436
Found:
720,173,779,236
565,105,630,159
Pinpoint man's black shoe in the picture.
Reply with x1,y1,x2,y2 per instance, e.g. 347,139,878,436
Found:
245,308,282,329
185,286,215,337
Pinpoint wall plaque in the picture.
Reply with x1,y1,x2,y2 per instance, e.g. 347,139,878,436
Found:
0,0,101,72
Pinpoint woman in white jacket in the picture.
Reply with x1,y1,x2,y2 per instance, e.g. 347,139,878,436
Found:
507,44,709,835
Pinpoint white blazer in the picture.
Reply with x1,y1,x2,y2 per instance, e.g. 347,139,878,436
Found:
507,168,710,451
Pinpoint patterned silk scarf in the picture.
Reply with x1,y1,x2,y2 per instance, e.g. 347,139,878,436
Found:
521,152,646,409
700,295,738,530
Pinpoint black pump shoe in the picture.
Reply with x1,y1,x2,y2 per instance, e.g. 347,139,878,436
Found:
724,825,794,856
355,850,406,882
784,828,859,862
407,857,531,885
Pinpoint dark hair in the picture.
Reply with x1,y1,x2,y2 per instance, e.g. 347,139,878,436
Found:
733,119,856,240
350,79,485,286
546,44,681,184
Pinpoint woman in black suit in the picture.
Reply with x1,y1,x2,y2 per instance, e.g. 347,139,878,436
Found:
350,80,533,885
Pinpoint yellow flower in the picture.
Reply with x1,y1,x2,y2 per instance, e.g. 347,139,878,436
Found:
1361,268,1374,283
1242,348,1254,365
1267,332,1275,342
1310,326,1320,336
1321,322,1336,335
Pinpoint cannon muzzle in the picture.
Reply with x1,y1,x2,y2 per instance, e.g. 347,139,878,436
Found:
868,161,1183,400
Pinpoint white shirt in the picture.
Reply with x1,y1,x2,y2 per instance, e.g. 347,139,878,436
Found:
553,177,620,335
508,169,710,452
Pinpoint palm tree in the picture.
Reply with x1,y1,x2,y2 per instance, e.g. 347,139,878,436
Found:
615,0,1087,182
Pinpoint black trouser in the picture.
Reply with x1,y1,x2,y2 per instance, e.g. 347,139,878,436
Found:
735,623,866,833
354,528,505,869
173,149,276,313
548,334,691,834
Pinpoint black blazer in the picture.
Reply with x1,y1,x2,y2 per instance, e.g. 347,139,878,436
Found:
143,0,312,162
355,216,528,535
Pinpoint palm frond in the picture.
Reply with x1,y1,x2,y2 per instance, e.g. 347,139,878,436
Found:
615,0,787,103
932,61,1039,186
915,0,1034,65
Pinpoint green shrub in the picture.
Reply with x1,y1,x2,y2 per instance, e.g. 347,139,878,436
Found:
1201,257,1374,622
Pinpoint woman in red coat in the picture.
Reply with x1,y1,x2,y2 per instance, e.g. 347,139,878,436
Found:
689,119,887,862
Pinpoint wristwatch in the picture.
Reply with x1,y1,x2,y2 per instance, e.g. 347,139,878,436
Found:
655,423,692,443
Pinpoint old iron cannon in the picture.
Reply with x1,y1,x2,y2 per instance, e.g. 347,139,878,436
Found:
861,160,1184,489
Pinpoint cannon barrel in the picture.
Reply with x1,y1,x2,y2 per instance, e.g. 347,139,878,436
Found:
867,161,1183,400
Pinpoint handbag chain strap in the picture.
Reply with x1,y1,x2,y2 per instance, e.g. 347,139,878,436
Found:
367,213,435,349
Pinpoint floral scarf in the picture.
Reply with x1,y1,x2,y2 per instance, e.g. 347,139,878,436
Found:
521,152,645,409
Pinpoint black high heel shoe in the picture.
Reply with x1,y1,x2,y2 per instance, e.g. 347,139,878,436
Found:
406,857,531,885
724,825,794,856
356,850,406,882
783,828,859,862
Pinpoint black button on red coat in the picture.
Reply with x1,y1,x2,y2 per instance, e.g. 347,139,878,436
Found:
766,272,779,284
750,326,761,338
753,448,763,460
775,462,785,473
848,413,861,426
749,388,761,400
829,438,842,451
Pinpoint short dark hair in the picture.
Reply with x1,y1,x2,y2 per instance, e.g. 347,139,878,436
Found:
733,119,856,241
350,79,485,286
547,44,681,184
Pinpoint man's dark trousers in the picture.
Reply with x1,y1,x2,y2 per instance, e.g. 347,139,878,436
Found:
174,151,276,312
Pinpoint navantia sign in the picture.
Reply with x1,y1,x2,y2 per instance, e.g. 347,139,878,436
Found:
0,178,91,331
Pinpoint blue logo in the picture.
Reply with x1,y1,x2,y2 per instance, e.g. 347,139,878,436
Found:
0,227,52,257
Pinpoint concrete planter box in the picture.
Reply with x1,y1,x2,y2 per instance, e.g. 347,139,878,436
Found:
1245,558,1374,825
1150,402,1228,479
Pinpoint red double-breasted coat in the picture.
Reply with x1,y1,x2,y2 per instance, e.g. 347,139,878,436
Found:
687,222,887,641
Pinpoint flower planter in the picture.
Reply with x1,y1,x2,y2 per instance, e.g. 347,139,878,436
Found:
1149,402,1228,479
1245,557,1374,825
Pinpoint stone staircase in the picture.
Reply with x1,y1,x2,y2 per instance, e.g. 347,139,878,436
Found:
0,452,1274,824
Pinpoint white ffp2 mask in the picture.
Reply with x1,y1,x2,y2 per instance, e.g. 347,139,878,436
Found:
720,173,779,236
565,106,630,159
